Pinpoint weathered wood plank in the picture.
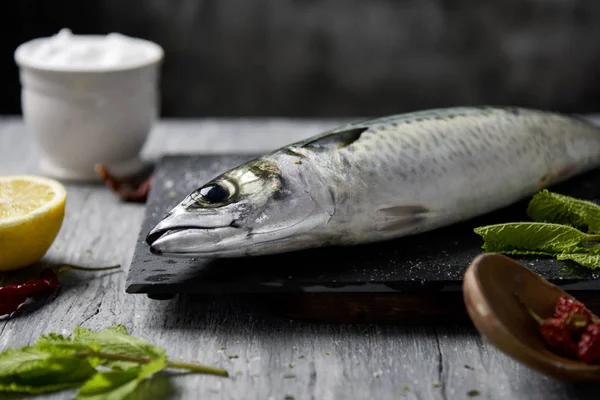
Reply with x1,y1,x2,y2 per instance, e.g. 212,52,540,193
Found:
1,116,600,400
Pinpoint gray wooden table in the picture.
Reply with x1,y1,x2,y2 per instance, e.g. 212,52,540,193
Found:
1,115,600,400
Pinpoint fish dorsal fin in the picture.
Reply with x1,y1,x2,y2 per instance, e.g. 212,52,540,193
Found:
301,127,368,150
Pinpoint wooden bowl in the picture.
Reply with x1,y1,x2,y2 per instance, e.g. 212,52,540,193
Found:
463,253,600,382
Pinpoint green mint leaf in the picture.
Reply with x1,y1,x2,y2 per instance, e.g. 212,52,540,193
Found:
75,356,167,400
33,333,100,355
527,190,600,233
105,325,128,335
0,347,96,394
474,222,598,255
32,333,103,369
35,332,70,344
76,368,139,400
0,379,83,394
73,325,165,369
557,253,600,270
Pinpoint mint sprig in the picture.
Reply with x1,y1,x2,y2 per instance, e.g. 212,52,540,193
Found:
474,190,600,270
527,189,600,233
0,325,228,399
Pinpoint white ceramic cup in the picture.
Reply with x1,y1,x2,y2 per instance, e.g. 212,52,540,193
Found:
14,31,164,181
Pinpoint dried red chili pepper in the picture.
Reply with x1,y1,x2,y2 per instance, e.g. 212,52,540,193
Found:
539,317,579,359
95,164,153,203
0,269,59,316
577,322,600,364
0,264,120,318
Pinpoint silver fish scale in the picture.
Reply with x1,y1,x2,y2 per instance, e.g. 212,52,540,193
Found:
295,107,600,244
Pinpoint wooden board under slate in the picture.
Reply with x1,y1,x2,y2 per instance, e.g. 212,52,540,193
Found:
126,154,600,323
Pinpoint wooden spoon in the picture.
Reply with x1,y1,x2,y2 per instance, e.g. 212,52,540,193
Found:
463,252,600,382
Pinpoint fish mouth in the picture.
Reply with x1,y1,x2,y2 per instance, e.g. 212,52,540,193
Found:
146,225,245,256
145,206,242,256
146,226,195,246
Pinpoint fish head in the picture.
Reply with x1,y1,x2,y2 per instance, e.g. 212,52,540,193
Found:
146,155,333,257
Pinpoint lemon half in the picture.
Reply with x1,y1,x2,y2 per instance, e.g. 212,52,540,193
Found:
0,175,67,271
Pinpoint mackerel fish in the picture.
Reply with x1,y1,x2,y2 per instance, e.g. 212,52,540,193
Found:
146,106,600,258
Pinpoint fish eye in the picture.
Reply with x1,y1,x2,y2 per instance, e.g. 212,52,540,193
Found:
190,180,237,206
199,183,229,203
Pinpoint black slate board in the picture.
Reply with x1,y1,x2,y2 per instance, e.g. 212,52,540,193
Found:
126,154,600,296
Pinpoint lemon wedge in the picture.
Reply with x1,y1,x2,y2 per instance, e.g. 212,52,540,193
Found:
0,175,67,271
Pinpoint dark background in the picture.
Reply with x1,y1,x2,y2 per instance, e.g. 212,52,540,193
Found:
2,0,600,118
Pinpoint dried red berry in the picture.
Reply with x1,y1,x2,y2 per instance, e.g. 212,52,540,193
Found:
578,322,600,364
555,296,593,321
540,317,579,359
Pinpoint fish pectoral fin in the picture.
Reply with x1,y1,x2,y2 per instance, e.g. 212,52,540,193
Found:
376,205,433,232
301,127,368,151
